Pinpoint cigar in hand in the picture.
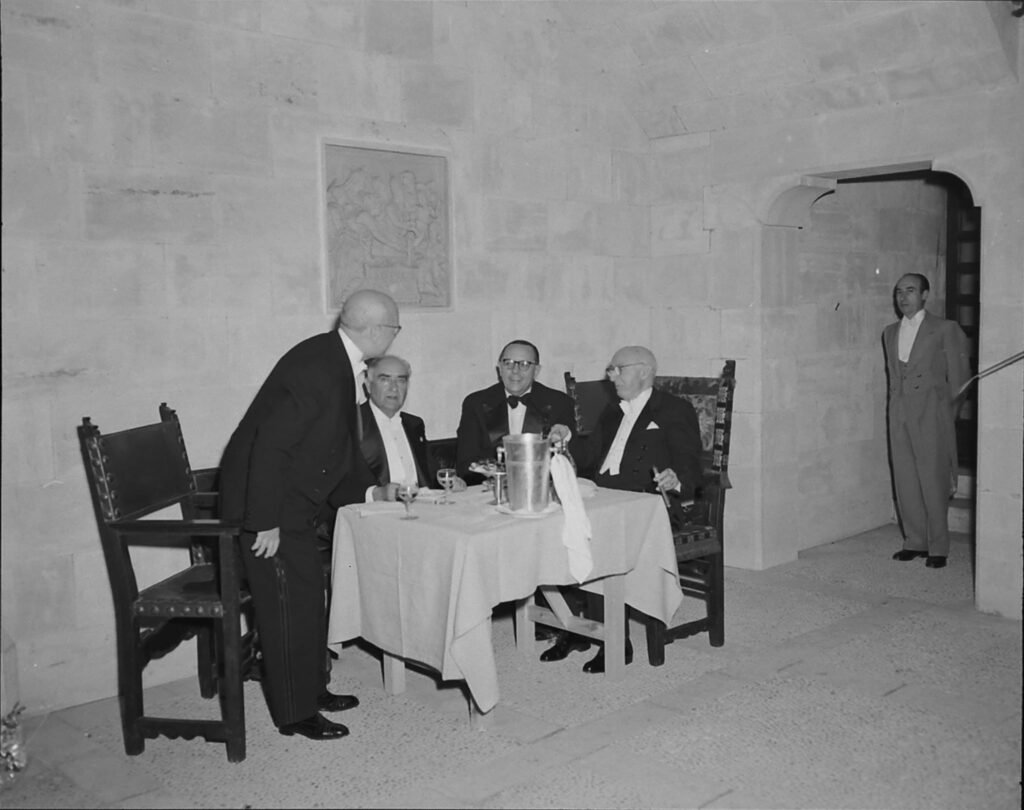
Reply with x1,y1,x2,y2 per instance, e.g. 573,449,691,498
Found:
652,466,672,510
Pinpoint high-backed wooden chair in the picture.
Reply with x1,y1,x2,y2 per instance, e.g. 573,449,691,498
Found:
565,360,737,658
78,404,256,762
426,436,459,477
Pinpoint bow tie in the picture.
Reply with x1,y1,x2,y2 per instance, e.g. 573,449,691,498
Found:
507,394,529,409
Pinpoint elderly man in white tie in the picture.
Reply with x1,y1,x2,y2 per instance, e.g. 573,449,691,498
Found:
550,345,704,673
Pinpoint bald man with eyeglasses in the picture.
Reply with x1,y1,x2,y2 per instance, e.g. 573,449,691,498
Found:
455,339,579,484
558,345,704,673
581,345,703,500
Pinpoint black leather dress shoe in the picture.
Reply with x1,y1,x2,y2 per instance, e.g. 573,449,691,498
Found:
317,692,359,712
582,640,634,674
539,632,591,662
892,550,928,561
279,713,349,740
925,556,947,568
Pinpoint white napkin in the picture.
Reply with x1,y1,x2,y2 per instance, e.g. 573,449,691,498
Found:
357,502,406,518
550,454,593,582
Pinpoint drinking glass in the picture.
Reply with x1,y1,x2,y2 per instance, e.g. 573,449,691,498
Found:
397,481,419,520
436,468,457,505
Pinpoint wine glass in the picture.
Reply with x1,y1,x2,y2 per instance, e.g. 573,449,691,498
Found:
436,468,457,505
396,481,419,520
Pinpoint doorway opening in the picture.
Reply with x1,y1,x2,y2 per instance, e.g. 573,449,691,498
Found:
835,170,980,474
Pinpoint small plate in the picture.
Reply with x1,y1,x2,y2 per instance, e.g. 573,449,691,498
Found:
495,502,561,519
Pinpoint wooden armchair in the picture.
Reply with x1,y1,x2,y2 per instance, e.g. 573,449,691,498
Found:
78,404,256,762
564,360,737,658
426,436,459,479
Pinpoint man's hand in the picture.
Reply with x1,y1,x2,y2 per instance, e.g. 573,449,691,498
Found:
653,467,680,493
547,423,572,444
252,528,281,559
372,483,399,502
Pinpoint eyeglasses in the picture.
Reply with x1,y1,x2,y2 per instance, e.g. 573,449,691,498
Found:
379,323,402,334
605,362,646,376
499,359,537,371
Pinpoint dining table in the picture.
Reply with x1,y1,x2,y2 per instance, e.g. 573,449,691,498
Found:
326,482,682,717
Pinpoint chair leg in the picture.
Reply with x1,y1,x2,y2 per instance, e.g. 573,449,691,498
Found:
218,619,247,763
708,553,725,647
120,632,145,755
197,625,217,699
645,618,666,666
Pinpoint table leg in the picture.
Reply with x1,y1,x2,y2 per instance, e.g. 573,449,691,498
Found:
469,699,495,731
515,596,536,658
381,652,406,695
603,574,626,680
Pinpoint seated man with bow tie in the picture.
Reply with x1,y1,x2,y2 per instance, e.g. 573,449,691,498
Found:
455,339,578,484
547,345,704,673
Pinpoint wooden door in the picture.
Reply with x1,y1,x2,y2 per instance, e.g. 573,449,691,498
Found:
944,180,980,470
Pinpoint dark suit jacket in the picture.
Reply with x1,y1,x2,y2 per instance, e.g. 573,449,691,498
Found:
578,387,704,501
220,331,372,533
455,380,579,481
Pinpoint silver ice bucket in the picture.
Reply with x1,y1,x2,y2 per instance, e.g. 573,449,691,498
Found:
503,434,551,513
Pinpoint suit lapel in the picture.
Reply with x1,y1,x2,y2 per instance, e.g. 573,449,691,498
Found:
909,312,939,367
626,394,657,448
401,414,429,487
359,404,389,484
523,390,553,435
483,386,509,448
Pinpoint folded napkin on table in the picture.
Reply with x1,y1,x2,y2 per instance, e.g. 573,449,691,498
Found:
357,502,407,518
550,454,593,582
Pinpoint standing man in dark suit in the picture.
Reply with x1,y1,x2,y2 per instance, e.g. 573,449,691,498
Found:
455,339,577,484
555,344,703,672
883,273,970,569
219,289,402,741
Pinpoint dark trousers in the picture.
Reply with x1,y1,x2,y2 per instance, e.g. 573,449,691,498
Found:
241,527,327,727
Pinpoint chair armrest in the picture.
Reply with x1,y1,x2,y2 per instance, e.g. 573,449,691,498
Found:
111,518,243,536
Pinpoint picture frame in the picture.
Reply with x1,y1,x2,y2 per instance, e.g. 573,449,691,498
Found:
321,140,451,310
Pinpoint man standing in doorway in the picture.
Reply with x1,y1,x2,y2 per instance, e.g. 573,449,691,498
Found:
883,273,970,569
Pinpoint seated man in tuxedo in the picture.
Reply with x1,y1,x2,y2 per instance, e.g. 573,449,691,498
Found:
456,338,579,642
321,355,462,535
550,344,704,673
455,338,578,484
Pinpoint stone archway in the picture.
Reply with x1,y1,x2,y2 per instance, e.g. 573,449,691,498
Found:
757,165,971,570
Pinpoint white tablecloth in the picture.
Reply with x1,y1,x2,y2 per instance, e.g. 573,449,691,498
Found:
327,486,681,713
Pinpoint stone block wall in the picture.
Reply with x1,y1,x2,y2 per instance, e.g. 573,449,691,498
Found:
2,1,1020,713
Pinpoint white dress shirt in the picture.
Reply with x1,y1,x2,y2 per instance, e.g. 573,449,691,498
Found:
363,402,419,501
506,387,531,435
599,387,653,476
898,309,926,363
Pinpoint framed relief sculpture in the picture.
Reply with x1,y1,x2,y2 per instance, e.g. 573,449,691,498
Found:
322,140,451,309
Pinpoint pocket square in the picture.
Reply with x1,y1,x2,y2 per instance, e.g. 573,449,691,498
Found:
645,421,661,430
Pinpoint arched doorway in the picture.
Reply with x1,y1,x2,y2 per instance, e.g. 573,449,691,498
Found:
759,166,980,572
